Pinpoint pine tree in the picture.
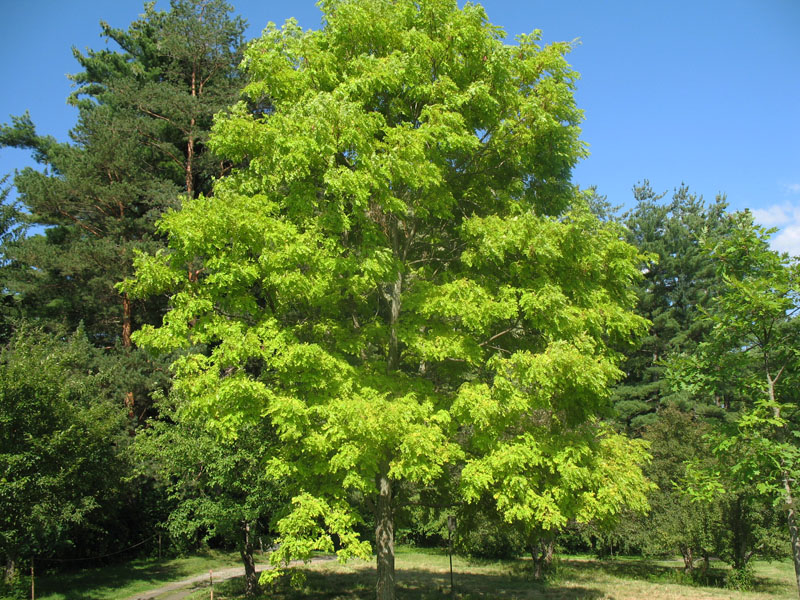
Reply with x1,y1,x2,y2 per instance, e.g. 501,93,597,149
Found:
613,182,729,430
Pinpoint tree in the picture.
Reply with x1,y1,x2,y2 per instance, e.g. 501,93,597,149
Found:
0,324,129,583
462,423,652,578
125,1,649,598
613,182,729,430
635,408,722,573
670,211,800,594
134,394,284,596
70,0,246,199
0,0,246,426
0,175,25,341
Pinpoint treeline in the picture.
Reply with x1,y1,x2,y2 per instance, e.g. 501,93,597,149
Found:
1,1,798,598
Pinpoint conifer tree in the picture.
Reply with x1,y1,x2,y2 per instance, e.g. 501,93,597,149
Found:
0,0,246,426
613,182,729,429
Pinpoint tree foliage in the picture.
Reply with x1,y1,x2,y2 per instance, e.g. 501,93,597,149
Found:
0,0,246,428
135,393,284,596
613,182,729,430
126,1,651,597
669,211,800,587
0,325,129,579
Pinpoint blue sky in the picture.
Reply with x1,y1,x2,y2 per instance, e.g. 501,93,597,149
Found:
2,0,799,253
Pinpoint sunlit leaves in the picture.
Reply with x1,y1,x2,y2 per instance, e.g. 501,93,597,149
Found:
129,0,650,572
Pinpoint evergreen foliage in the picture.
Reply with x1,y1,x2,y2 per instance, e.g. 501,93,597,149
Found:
613,182,729,430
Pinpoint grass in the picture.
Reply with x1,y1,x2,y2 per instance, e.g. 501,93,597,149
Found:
10,547,796,600
27,549,243,600
189,547,798,600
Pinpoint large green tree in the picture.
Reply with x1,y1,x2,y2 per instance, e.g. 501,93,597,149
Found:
126,1,649,598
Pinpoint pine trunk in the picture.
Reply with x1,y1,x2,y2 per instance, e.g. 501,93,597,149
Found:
122,293,135,433
375,472,395,600
186,67,196,198
122,293,132,349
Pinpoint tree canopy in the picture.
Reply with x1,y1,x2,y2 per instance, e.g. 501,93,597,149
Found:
126,1,651,597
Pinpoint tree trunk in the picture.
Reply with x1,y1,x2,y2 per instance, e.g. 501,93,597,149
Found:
530,545,543,580
186,66,196,198
240,521,260,597
122,293,132,349
783,476,800,599
375,471,395,600
768,370,800,598
122,293,135,433
186,130,195,198
680,544,694,573
3,556,16,584
529,533,555,580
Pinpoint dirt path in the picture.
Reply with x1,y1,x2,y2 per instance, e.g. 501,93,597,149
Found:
125,557,334,600
124,563,272,600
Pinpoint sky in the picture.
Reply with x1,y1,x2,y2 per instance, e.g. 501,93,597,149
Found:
1,0,799,254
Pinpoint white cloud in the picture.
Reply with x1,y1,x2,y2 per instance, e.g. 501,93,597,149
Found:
784,183,800,194
752,204,791,227
772,224,800,257
752,202,800,257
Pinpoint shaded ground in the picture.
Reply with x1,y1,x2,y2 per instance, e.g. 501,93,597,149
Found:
129,557,338,600
195,552,796,600
30,549,796,600
32,551,244,600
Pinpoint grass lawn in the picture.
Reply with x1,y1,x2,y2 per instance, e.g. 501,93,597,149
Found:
192,547,798,600
28,549,243,600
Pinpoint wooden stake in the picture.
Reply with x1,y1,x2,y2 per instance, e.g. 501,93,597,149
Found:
209,569,213,600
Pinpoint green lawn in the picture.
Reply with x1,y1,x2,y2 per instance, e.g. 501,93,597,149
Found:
27,550,243,600
11,547,797,600
192,547,798,600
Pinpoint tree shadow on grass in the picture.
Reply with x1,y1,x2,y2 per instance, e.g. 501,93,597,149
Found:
262,564,607,600
556,556,789,597
34,550,233,600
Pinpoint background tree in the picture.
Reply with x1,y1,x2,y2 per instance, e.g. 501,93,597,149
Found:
613,182,729,430
126,1,650,598
670,211,800,593
134,394,284,596
70,0,247,199
0,0,246,427
635,407,723,574
0,325,129,584
467,424,652,579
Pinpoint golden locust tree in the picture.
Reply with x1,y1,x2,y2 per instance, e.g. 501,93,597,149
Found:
126,1,650,597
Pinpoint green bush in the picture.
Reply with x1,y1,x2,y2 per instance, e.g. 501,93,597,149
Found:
725,565,754,591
